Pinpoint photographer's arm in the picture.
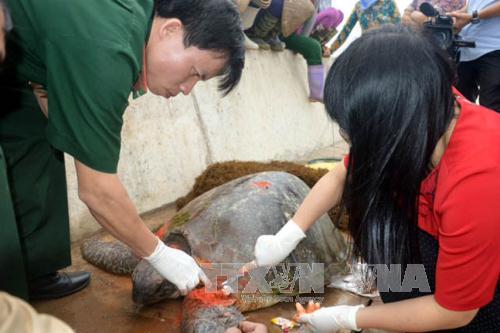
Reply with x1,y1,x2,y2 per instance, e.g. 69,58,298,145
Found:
451,2,500,31
477,2,500,19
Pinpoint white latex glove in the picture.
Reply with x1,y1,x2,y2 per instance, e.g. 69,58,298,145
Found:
144,237,209,295
298,304,364,333
254,220,306,266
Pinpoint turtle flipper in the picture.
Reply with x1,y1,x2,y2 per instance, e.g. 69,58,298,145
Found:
80,221,189,277
81,238,140,275
181,288,244,333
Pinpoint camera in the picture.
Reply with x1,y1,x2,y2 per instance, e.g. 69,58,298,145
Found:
419,3,475,60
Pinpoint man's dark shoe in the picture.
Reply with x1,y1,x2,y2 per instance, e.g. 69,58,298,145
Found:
29,271,91,300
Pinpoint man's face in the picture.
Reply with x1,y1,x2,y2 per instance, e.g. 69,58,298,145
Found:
146,18,228,98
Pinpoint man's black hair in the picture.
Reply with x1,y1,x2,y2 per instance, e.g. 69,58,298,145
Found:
155,0,245,96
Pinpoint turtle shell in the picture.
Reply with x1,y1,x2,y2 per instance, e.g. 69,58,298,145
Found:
132,171,350,310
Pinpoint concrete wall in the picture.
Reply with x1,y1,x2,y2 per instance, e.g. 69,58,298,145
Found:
66,50,339,241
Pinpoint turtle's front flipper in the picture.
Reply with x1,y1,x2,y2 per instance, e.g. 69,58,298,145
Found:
81,238,140,275
80,222,172,275
181,288,244,333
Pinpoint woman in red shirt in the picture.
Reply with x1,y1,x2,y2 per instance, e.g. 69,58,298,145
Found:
252,26,499,332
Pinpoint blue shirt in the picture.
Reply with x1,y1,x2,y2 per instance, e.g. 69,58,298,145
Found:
460,0,500,62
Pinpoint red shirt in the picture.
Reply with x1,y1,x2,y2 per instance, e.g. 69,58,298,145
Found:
343,93,500,311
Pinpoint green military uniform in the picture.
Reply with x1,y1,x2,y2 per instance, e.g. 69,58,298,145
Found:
0,0,154,299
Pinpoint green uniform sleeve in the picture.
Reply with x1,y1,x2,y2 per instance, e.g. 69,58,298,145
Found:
44,37,138,173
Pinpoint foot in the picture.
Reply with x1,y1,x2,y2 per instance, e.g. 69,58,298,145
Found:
248,37,270,50
29,271,91,300
268,37,285,52
309,96,324,103
244,34,259,50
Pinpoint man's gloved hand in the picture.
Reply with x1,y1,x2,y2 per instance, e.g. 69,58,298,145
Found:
144,237,210,295
254,220,306,266
297,304,364,333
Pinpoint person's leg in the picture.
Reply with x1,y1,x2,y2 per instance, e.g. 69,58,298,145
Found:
456,58,479,103
0,81,72,281
0,146,28,300
0,78,89,299
241,4,261,50
477,50,500,113
245,9,280,50
310,8,343,49
250,0,271,9
283,33,322,66
283,33,324,102
267,0,284,19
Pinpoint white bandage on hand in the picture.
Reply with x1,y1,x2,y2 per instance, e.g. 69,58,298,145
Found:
298,304,364,333
143,237,209,295
254,219,306,266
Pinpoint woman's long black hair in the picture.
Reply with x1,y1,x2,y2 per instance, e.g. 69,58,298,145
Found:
325,26,456,266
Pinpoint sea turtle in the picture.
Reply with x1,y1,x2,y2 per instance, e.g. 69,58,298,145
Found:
82,171,352,332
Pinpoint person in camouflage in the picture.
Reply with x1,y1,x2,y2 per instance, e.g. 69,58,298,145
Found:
330,0,401,53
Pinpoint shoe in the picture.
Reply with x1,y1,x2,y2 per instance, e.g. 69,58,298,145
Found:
29,271,91,300
249,37,271,50
267,35,285,52
245,10,280,50
307,64,325,103
244,34,259,50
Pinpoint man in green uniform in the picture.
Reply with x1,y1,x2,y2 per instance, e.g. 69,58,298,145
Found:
0,0,244,300
0,0,31,300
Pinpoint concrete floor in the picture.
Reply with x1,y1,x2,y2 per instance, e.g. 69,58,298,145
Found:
30,142,398,333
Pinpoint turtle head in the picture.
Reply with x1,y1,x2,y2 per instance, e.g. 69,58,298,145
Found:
132,259,181,304
132,234,191,305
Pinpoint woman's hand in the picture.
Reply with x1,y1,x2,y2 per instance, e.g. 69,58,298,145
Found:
296,303,364,333
293,301,321,322
254,220,306,266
